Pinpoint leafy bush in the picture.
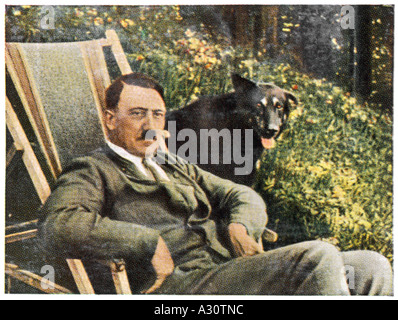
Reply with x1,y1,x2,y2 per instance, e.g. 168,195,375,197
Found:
126,27,236,109
249,64,393,261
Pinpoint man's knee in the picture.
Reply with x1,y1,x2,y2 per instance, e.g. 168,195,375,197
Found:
299,240,342,267
278,241,349,295
343,250,393,296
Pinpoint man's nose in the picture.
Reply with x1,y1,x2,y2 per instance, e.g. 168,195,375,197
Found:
143,112,156,130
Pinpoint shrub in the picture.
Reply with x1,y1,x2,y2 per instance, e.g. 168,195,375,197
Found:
250,64,393,261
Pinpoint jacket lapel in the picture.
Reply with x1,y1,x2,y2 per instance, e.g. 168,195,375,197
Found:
157,152,213,224
101,145,213,222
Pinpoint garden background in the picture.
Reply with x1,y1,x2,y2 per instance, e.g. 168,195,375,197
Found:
5,4,393,292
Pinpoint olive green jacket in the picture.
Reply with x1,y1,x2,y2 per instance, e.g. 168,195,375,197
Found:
38,146,267,265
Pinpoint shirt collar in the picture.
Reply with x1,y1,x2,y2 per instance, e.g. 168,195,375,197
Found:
106,140,169,179
106,140,145,166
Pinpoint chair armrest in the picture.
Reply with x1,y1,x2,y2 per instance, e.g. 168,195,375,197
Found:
97,259,132,294
67,258,132,294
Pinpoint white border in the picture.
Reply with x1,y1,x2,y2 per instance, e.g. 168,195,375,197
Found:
1,0,396,301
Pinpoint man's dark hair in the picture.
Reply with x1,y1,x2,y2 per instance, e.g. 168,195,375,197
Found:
105,73,165,110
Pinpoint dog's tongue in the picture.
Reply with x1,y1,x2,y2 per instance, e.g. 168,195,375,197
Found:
261,137,276,149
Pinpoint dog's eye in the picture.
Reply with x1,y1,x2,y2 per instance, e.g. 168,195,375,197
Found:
272,97,283,109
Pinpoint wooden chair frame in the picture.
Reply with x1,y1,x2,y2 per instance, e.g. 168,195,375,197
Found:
6,30,133,294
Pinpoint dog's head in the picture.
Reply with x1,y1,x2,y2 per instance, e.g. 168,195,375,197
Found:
232,74,298,149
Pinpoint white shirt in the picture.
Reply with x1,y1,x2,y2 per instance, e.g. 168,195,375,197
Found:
106,140,170,181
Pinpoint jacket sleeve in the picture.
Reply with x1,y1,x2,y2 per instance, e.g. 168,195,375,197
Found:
187,163,268,242
37,157,160,262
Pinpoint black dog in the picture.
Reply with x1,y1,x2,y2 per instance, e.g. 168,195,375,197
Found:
166,74,298,186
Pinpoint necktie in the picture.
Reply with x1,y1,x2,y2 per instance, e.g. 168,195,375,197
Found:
142,158,169,182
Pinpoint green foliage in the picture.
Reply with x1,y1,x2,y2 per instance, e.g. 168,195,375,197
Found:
127,27,234,109
252,65,393,261
6,5,393,261
219,59,392,261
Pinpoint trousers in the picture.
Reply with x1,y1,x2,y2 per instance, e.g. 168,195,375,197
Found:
153,241,393,296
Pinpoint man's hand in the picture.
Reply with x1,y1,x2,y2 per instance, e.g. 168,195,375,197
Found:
228,223,264,257
142,236,174,294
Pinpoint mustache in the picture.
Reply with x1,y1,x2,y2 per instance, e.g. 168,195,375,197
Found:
141,129,170,141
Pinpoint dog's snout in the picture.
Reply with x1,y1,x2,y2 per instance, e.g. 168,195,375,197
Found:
264,129,279,138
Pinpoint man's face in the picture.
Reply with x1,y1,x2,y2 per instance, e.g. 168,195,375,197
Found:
105,84,166,158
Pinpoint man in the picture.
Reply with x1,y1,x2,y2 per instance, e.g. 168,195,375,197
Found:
38,73,393,295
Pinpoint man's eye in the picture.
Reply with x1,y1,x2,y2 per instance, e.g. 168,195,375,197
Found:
154,112,165,119
131,111,146,117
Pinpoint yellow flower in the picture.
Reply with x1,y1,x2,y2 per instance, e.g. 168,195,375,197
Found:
185,29,196,38
204,63,213,70
332,186,346,199
75,9,84,17
125,19,135,26
314,79,323,87
87,9,97,16
189,38,201,50
319,161,333,171
241,59,257,68
194,54,207,65
289,107,303,120
94,17,103,26
308,165,324,175
13,10,21,16
120,20,128,28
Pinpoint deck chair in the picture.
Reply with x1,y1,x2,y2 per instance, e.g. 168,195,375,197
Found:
6,97,73,294
6,30,133,294
6,29,278,295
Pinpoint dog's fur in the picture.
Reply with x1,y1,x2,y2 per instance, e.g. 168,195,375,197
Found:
166,74,298,186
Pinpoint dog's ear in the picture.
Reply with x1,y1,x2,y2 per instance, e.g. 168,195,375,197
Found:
284,90,299,106
231,74,257,93
261,83,277,90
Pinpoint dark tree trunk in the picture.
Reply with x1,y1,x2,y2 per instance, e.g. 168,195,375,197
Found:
354,5,372,103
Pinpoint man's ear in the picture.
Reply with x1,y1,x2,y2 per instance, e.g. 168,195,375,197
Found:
104,109,116,131
284,90,299,106
231,73,257,93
